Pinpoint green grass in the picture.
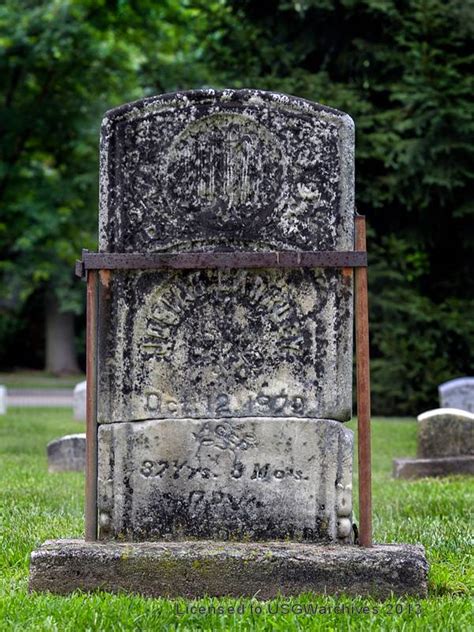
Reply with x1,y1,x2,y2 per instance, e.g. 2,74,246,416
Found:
0,410,472,631
0,371,84,389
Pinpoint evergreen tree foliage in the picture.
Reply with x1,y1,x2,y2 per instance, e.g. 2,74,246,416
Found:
0,0,472,410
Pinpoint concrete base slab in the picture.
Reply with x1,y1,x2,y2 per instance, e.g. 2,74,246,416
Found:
29,539,428,599
393,456,474,479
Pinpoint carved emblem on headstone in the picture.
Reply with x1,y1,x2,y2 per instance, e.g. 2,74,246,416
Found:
164,113,285,225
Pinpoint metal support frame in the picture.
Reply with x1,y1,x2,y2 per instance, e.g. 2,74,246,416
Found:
82,218,372,547
76,250,367,278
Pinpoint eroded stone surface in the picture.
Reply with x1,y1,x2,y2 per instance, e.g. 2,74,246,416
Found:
417,408,474,458
97,90,355,424
97,418,354,543
97,268,353,423
47,434,86,473
439,378,474,413
99,89,354,254
98,90,354,423
95,89,356,547
29,539,429,598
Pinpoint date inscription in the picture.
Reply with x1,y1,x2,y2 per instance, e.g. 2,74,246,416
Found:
145,389,309,418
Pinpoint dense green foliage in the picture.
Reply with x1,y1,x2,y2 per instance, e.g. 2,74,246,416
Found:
0,408,472,630
203,0,474,413
0,1,473,410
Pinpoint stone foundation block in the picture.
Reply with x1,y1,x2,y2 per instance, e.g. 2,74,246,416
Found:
393,456,474,479
29,539,428,599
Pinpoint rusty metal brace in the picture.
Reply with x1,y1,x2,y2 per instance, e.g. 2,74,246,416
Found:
81,217,372,547
76,250,367,279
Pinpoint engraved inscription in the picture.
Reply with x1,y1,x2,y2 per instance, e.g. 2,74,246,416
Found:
98,418,354,542
139,459,308,482
99,265,353,423
250,463,308,481
192,421,257,452
188,490,259,511
140,459,218,480
141,272,307,374
144,390,309,418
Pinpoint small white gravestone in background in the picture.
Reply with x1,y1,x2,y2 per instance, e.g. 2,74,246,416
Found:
439,377,474,413
0,385,6,414
73,381,86,421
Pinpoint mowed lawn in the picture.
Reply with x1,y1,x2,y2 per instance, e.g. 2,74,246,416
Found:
0,409,472,631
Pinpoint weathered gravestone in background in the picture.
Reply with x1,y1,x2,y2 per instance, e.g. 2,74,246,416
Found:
439,377,474,413
393,408,474,479
29,89,428,598
47,434,86,473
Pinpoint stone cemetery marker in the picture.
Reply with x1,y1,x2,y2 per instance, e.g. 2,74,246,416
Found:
439,377,474,413
73,381,86,421
47,434,86,473
393,408,474,479
29,90,428,598
418,409,474,458
96,89,355,543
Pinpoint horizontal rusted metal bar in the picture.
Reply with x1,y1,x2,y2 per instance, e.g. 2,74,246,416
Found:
75,250,367,277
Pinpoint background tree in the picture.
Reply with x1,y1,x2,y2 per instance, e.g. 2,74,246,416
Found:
1,0,472,413
0,0,225,373
191,0,474,414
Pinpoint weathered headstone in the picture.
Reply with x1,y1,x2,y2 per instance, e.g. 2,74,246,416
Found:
393,408,474,479
95,89,356,544
47,434,86,473
439,377,474,413
30,89,427,597
73,381,86,421
0,385,6,414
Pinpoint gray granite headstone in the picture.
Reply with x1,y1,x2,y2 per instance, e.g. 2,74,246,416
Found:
47,434,86,473
439,377,474,413
393,408,474,479
417,408,474,458
97,89,355,543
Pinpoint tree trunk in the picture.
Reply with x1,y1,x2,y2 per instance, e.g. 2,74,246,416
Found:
45,292,80,375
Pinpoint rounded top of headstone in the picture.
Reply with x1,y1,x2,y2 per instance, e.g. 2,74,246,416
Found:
438,377,474,393
47,433,86,448
417,408,474,422
99,89,355,254
102,89,354,125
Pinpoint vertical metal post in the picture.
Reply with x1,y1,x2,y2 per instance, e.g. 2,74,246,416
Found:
355,215,372,547
85,270,98,541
